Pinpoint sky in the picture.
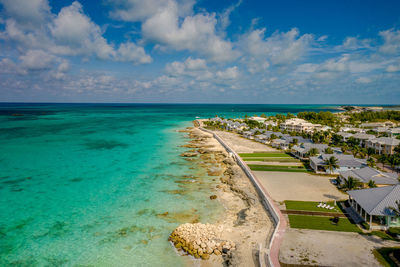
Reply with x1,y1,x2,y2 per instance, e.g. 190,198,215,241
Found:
0,0,400,104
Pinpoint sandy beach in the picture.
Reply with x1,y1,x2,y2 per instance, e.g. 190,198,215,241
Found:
176,127,273,266
255,171,347,202
212,130,278,153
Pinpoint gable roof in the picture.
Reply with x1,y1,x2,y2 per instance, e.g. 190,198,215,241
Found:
340,167,399,185
348,185,400,216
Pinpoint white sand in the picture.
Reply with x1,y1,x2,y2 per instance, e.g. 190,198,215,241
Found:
280,228,398,266
213,131,279,153
254,171,347,202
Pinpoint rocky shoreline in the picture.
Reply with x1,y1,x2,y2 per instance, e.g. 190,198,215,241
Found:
173,126,272,266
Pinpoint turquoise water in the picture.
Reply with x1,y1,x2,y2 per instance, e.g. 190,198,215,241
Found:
0,104,340,266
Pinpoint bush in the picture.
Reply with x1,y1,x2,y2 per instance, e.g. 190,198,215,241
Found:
388,227,400,237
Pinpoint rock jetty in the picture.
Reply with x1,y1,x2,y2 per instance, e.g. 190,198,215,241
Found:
169,223,235,260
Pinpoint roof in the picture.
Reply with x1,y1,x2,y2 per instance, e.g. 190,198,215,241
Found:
368,137,400,146
310,153,367,168
292,143,328,154
348,185,400,216
352,133,375,140
340,167,399,185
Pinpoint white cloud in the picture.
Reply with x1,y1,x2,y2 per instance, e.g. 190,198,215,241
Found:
115,42,152,64
19,49,55,70
386,64,400,72
141,1,237,62
216,66,239,80
50,1,114,59
241,28,314,65
379,29,400,54
0,0,50,27
356,77,372,84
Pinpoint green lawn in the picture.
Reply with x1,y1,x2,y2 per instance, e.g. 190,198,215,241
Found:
373,247,400,267
242,157,300,162
248,164,308,172
285,200,341,213
239,152,291,157
288,215,361,232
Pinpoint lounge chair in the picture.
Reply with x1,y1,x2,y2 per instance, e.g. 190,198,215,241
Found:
321,204,326,208
317,203,322,208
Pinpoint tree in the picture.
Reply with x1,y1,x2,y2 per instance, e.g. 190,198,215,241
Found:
367,180,377,188
307,148,319,157
341,143,349,154
270,134,277,140
389,201,400,217
325,147,334,154
292,138,298,145
366,147,375,158
260,113,267,118
367,157,376,168
342,176,362,190
352,146,360,158
378,154,388,170
324,156,339,174
395,144,400,154
387,155,400,173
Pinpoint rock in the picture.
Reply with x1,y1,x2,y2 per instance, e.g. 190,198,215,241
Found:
201,253,210,260
214,249,221,255
180,152,198,157
209,195,217,200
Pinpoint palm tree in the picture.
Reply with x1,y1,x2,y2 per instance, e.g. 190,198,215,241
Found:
367,157,376,168
343,176,362,190
324,156,339,174
341,143,349,154
387,155,400,173
378,154,388,171
307,148,319,157
324,147,334,154
389,201,400,216
367,180,377,188
352,146,360,158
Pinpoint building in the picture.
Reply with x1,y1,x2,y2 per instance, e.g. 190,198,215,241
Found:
309,153,367,174
352,133,376,147
336,131,354,141
271,135,312,150
279,118,317,133
365,137,400,155
348,185,400,230
292,143,341,159
360,121,396,128
339,167,399,187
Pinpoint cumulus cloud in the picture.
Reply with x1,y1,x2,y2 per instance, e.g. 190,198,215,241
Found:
115,42,152,64
0,0,50,27
356,77,372,84
241,28,314,65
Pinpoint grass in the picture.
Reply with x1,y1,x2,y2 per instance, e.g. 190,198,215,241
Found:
239,152,291,158
288,215,361,232
285,200,341,213
373,247,400,267
248,164,309,172
370,231,397,241
242,157,300,162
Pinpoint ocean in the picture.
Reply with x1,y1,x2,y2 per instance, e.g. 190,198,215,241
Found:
0,103,340,266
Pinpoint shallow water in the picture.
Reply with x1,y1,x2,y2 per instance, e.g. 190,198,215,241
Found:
0,103,339,266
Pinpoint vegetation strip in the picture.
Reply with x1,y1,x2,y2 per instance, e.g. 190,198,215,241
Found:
288,215,361,232
373,247,400,267
242,158,300,162
248,165,308,172
284,200,341,213
282,210,347,217
239,153,291,157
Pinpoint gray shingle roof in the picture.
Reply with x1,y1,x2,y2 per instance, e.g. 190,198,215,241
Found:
348,185,400,216
340,167,399,185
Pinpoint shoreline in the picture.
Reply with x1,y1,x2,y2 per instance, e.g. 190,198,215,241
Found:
175,125,273,266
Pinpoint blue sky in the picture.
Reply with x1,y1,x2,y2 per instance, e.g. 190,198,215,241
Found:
0,0,400,103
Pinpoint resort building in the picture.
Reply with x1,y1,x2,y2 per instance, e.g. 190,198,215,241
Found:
271,135,312,150
365,137,400,155
348,185,400,230
339,167,399,187
340,127,365,133
336,131,354,141
279,118,317,133
309,153,367,174
360,121,396,128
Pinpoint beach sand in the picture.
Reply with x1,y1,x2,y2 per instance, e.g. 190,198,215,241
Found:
254,171,347,202
177,127,273,266
212,130,278,153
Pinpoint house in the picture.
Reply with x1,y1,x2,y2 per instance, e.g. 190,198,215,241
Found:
360,121,396,128
339,167,399,187
388,128,400,138
365,137,400,155
336,131,354,141
340,127,365,133
292,143,341,159
352,133,376,147
348,185,400,230
242,131,254,139
271,135,312,150
279,118,316,133
309,153,367,174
